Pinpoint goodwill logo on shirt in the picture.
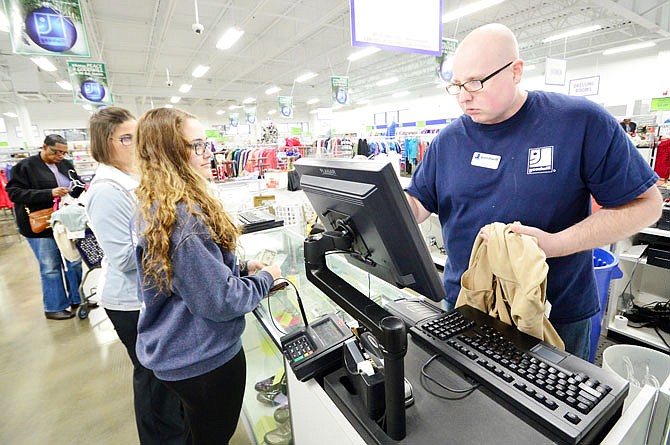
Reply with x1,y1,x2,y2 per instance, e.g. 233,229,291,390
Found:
527,146,554,174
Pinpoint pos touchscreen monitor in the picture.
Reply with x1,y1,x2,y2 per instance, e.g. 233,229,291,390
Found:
294,158,445,303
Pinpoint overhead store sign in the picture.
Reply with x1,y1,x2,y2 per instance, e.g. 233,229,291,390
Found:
350,0,442,56
331,76,350,106
436,38,458,82
245,106,257,124
651,97,670,111
67,61,114,105
278,96,293,118
569,76,600,96
4,0,91,57
545,58,567,86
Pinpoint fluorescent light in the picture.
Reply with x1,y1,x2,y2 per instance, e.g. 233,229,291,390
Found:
82,104,93,111
524,64,536,71
30,57,57,72
442,0,505,23
603,41,656,55
542,25,601,43
242,97,255,104
268,109,276,115
179,84,192,93
191,65,210,78
216,27,244,50
164,104,174,109
392,91,410,98
170,96,181,103
309,109,318,114
56,80,72,90
347,47,380,61
265,86,281,95
295,72,317,83
376,77,398,87
228,105,242,110
216,110,224,115
3,112,17,118
306,98,319,105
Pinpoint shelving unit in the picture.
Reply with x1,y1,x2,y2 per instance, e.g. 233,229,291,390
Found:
69,141,97,182
606,227,670,352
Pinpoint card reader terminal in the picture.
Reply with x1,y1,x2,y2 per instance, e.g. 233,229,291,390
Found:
281,313,353,381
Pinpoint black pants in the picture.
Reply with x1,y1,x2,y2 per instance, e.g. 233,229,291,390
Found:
106,309,188,445
160,349,247,445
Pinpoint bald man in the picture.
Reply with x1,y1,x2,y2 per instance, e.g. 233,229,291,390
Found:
405,23,661,360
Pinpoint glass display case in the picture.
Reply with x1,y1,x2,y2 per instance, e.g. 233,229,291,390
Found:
238,226,419,444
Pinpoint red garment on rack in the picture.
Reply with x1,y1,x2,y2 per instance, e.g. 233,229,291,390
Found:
0,171,13,209
655,139,670,180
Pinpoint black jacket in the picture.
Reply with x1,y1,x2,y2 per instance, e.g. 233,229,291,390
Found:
6,154,83,238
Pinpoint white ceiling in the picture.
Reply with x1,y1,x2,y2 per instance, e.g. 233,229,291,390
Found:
0,0,669,114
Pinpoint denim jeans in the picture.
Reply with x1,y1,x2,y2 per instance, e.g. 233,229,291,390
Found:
26,236,82,312
445,299,591,361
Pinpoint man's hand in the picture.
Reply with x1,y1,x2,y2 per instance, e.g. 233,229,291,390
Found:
51,187,71,197
479,223,567,258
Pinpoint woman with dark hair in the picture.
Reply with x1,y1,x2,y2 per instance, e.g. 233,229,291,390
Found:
86,107,187,444
134,107,281,444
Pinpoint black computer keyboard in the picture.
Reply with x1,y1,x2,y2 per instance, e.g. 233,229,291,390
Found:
410,305,628,445
238,209,283,233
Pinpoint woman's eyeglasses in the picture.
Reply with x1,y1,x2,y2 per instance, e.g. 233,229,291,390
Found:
192,141,209,156
110,135,134,146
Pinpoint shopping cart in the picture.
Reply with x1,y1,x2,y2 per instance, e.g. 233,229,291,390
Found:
73,228,105,319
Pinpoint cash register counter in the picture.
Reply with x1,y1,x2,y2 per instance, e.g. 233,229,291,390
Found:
238,227,643,445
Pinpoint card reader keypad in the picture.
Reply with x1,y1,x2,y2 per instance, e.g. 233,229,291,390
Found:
284,336,315,363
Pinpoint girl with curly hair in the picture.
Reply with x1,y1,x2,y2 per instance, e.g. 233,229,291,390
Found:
134,107,281,444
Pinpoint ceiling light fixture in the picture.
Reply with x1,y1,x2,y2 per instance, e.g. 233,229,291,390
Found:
376,76,398,87
56,80,72,90
164,104,174,109
216,110,224,115
228,104,242,110
268,109,276,115
30,57,57,72
216,27,244,50
542,25,601,43
242,97,255,104
191,65,210,78
170,96,181,104
392,91,410,98
603,41,656,55
82,104,93,111
3,112,17,118
347,46,380,61
442,0,505,23
306,98,319,105
524,64,536,71
179,84,192,93
265,86,281,95
295,72,317,83
309,109,318,114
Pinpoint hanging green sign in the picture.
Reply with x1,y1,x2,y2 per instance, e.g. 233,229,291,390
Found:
278,96,293,118
331,76,350,106
245,106,257,124
4,0,91,57
67,61,113,105
436,38,458,82
651,97,670,111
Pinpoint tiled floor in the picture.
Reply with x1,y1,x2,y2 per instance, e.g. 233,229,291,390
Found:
0,231,252,445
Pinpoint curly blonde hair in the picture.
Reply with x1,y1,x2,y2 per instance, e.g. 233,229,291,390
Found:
135,107,239,293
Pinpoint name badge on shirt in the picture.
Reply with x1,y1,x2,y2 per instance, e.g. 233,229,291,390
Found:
471,152,501,170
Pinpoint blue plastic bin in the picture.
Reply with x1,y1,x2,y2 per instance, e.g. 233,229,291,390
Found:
589,248,623,363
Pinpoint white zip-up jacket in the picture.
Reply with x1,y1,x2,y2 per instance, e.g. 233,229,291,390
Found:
85,164,141,311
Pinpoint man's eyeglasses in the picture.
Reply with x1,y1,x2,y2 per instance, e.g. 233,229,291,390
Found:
192,141,209,156
110,135,134,146
446,60,514,95
48,147,68,156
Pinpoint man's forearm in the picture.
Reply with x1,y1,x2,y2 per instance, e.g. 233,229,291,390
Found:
554,187,662,257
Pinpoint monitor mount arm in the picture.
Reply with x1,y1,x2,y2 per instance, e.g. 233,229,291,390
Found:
304,227,407,441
